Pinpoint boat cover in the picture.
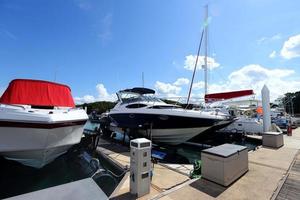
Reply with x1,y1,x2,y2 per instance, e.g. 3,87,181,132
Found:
205,90,254,103
0,79,75,107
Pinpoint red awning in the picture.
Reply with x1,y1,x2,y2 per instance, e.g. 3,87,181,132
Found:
205,90,254,103
0,79,75,107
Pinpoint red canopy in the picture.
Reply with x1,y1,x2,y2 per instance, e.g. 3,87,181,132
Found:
0,79,75,107
205,90,254,103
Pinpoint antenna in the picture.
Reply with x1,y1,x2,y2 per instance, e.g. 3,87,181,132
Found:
142,72,144,87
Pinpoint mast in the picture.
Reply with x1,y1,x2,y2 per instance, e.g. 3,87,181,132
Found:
186,5,208,105
186,30,204,105
204,5,208,95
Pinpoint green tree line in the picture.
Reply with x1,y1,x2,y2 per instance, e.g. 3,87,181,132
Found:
76,101,116,114
281,91,300,115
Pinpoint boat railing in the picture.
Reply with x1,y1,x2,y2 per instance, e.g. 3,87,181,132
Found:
156,96,207,111
0,103,26,110
68,107,85,111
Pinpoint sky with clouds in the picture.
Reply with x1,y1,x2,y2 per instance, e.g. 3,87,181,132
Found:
0,0,300,104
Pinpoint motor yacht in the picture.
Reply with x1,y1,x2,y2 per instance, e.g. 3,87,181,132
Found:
103,87,233,145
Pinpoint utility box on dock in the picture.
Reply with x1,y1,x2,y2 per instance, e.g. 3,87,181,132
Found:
201,144,248,186
130,138,151,197
262,132,284,148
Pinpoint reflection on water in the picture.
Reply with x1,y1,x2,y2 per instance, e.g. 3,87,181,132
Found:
84,120,100,132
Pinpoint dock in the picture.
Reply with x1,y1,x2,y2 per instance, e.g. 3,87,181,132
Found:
275,150,300,199
98,128,300,200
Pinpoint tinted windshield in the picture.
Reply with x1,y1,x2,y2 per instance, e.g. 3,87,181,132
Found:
119,93,163,104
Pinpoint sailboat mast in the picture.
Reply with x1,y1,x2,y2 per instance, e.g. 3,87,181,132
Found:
186,30,204,105
186,5,208,105
204,5,208,95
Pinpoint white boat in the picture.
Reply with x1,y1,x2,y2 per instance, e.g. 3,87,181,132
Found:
218,116,264,134
0,79,88,168
103,87,233,145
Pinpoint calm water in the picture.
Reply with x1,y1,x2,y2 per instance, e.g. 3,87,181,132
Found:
84,120,100,132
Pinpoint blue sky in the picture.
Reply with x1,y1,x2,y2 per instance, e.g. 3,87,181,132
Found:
1,0,300,103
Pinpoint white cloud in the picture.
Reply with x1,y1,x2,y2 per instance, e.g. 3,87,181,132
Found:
173,78,189,86
155,81,181,96
154,62,299,102
74,95,95,104
76,0,92,10
74,83,116,104
269,50,276,58
192,81,205,90
184,55,220,71
153,79,203,103
257,33,281,44
208,64,300,101
96,84,111,99
98,13,113,43
280,34,300,59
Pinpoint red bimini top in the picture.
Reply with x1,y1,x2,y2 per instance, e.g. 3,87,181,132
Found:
0,79,75,107
205,90,254,103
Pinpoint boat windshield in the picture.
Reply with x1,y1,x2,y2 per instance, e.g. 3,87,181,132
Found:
119,92,163,104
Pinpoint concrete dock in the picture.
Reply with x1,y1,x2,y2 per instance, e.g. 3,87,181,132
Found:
99,128,300,200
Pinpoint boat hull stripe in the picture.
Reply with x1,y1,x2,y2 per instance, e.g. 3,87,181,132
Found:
0,120,87,129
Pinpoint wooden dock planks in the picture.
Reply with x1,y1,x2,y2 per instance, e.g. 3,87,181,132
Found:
276,153,300,200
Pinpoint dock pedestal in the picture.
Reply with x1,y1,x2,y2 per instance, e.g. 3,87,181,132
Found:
262,132,284,148
201,144,248,186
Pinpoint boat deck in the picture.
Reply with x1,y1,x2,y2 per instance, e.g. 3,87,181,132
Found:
99,128,300,200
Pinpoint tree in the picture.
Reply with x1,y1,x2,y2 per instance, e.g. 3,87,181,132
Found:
76,101,116,114
281,92,300,115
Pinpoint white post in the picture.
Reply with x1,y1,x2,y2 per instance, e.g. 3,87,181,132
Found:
262,85,271,132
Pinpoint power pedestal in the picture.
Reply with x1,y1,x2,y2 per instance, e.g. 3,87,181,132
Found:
130,138,152,197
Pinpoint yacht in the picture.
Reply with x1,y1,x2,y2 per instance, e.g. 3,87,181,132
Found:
0,79,88,168
103,87,234,145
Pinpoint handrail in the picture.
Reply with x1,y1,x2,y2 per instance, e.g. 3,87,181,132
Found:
0,103,26,110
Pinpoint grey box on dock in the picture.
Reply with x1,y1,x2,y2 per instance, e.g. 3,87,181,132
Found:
262,132,284,148
201,144,248,186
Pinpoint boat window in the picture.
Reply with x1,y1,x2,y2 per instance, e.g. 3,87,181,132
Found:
120,92,163,104
148,105,180,109
126,104,148,109
31,105,54,109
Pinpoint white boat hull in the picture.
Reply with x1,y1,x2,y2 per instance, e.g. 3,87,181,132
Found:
139,127,212,145
0,124,85,168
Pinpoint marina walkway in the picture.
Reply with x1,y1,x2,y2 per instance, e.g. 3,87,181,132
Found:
98,129,300,200
275,151,300,200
